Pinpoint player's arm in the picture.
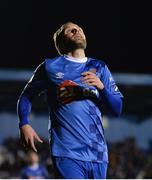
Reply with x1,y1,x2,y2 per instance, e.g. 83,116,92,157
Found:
81,65,123,117
17,62,49,152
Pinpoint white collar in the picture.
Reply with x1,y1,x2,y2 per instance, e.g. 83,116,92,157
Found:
64,55,87,63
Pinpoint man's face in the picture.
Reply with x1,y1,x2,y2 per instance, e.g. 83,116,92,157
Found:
62,23,87,50
28,152,39,165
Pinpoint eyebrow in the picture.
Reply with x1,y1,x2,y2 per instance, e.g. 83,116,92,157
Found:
64,24,81,30
65,27,83,33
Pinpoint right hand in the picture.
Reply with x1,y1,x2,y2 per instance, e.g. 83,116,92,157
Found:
20,124,43,152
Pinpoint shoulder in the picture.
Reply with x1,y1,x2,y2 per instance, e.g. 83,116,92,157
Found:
87,57,107,68
21,166,29,175
44,56,62,64
39,164,46,169
33,56,62,73
44,56,63,70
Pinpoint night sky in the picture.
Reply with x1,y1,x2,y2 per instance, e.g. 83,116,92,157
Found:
0,0,151,73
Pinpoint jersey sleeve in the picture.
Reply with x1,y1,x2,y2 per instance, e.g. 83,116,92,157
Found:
17,61,49,128
101,64,123,98
97,63,123,116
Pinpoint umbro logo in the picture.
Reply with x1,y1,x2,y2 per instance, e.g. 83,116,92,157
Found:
56,72,64,79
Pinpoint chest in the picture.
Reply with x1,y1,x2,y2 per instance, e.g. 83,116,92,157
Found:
46,61,87,85
45,59,102,87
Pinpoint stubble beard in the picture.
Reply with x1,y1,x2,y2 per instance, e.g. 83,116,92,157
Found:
63,37,87,52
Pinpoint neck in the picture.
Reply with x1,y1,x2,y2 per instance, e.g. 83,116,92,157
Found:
66,49,85,59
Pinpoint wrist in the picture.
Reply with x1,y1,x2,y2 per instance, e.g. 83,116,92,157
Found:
96,83,104,90
19,121,29,129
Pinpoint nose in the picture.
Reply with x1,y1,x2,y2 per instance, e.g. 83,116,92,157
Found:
71,28,79,34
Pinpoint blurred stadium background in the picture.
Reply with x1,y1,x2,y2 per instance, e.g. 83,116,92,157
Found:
0,0,152,178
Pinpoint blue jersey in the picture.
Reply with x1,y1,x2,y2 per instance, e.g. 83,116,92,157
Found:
21,164,49,179
17,55,123,163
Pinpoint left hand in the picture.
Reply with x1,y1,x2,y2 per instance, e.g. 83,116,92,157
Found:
20,124,43,152
81,71,104,90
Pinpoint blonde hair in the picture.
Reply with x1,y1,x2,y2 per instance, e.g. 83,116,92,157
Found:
53,22,76,55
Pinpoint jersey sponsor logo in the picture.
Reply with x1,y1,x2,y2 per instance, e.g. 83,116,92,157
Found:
112,84,118,92
56,72,64,79
114,85,118,92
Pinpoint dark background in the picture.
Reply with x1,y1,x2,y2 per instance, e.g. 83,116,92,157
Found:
0,0,151,73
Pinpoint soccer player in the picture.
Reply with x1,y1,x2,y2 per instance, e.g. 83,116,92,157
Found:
17,21,123,179
21,150,49,179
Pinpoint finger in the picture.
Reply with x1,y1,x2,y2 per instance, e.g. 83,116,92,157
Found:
21,138,30,149
82,79,96,84
81,75,95,81
34,134,43,143
30,139,37,152
81,71,94,76
20,134,26,146
25,137,30,145
21,137,28,147
81,74,96,82
86,82,97,86
21,141,26,147
81,76,95,81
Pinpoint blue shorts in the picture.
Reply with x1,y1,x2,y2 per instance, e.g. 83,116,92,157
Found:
52,157,108,179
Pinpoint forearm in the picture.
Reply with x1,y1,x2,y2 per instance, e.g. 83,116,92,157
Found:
98,88,123,117
17,62,49,128
17,94,32,128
